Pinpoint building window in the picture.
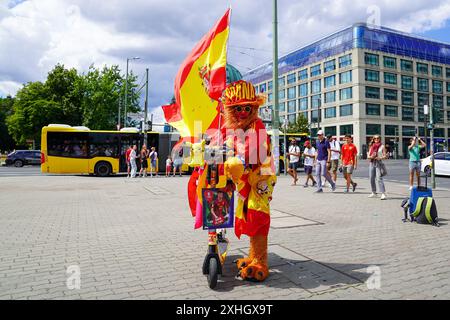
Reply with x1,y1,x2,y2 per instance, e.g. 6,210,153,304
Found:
366,124,381,135
268,81,273,91
432,80,443,94
340,87,352,100
259,83,266,93
434,108,444,123
278,102,286,112
339,70,352,84
447,96,450,107
287,100,296,113
298,69,308,81
299,112,308,121
324,59,336,73
310,64,321,77
417,62,428,75
434,128,445,137
402,107,415,121
311,79,321,94
365,69,379,82
418,106,425,122
433,95,443,108
324,75,335,88
366,103,381,116
446,68,450,78
288,114,296,124
279,89,285,100
401,75,413,90
383,56,397,69
402,126,416,137
340,124,353,135
287,73,296,85
325,107,336,119
418,93,429,106
432,65,442,78
339,54,352,68
299,97,308,111
401,59,413,72
311,94,321,109
365,53,379,66
324,91,336,103
384,89,398,101
340,104,353,117
417,78,429,92
311,110,321,122
325,126,337,136
385,125,398,136
365,86,380,99
298,83,308,97
278,76,285,87
287,87,296,99
401,91,414,106
384,72,397,85
447,82,450,92
384,105,398,117
268,92,273,102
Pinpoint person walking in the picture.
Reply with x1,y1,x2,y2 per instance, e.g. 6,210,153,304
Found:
125,145,132,178
328,135,341,184
130,145,138,178
173,147,183,177
367,135,387,200
302,140,317,187
287,139,301,186
149,147,158,177
408,136,426,190
314,130,336,193
340,134,358,193
139,145,149,177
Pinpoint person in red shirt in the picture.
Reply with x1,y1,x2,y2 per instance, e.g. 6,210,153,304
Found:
125,146,132,178
340,134,358,193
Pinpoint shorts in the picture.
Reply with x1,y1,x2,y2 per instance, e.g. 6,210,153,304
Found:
166,165,172,171
409,161,421,173
141,159,148,168
304,165,313,175
173,159,182,169
330,159,339,172
289,162,299,170
343,165,354,174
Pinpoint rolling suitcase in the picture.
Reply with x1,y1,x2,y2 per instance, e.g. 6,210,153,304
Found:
409,174,432,215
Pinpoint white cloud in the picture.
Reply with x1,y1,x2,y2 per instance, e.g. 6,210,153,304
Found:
0,0,449,105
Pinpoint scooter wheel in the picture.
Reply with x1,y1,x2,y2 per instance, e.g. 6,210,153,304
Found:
207,258,219,289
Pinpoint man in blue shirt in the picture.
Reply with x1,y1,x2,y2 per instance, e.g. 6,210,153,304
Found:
314,130,336,193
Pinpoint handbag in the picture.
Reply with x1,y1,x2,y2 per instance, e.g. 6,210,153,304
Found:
379,161,387,177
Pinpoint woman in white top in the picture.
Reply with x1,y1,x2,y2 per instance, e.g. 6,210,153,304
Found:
367,135,387,200
130,145,138,178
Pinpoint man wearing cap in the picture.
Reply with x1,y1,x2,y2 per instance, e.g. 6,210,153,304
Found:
314,130,336,193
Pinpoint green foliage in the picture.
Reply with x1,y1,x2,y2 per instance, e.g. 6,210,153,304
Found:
0,96,16,151
287,113,309,133
5,63,141,146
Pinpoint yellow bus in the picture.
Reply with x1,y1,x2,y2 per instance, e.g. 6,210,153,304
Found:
267,131,310,172
41,124,187,176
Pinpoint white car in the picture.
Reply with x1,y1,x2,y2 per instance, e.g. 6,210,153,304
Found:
421,152,450,176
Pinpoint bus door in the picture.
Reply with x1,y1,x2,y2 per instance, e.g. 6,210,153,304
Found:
119,133,141,173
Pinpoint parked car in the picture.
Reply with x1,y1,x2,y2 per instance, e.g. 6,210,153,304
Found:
5,150,41,167
421,152,450,177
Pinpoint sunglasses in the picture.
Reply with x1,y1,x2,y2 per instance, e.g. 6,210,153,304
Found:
235,106,252,112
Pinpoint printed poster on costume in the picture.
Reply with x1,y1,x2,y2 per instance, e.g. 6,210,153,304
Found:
202,188,234,230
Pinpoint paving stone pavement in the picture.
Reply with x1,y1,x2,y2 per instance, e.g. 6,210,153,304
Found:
0,172,449,300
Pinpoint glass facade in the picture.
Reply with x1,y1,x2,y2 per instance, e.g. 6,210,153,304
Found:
311,94,321,108
384,72,397,85
366,103,381,116
324,59,336,72
287,73,296,84
298,69,308,81
402,107,415,121
418,93,429,106
417,62,428,75
287,87,296,99
325,107,336,118
385,125,398,136
365,69,379,82
287,100,296,113
311,64,321,77
340,124,353,135
324,75,336,88
340,104,353,116
417,78,429,92
432,65,442,77
401,59,413,72
324,91,336,103
401,91,414,106
298,83,308,97
299,97,308,110
401,75,413,90
402,126,416,136
384,88,398,101
365,53,379,66
432,80,443,94
340,87,353,100
385,105,398,117
339,54,352,68
366,124,381,135
311,79,321,94
366,86,380,99
383,56,397,69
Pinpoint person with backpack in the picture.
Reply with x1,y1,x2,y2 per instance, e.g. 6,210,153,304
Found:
367,135,387,200
149,147,158,177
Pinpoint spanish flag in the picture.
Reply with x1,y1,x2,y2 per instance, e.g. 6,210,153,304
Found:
162,9,230,139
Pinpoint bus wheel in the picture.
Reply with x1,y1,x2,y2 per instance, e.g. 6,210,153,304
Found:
95,162,111,177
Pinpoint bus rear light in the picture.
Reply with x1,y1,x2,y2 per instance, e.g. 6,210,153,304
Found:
41,152,45,164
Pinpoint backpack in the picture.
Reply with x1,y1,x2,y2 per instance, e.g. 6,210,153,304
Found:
402,196,439,227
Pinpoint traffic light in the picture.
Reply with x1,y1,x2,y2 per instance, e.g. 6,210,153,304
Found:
147,121,152,131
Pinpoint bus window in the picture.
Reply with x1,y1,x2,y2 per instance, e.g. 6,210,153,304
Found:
47,132,88,158
89,133,119,158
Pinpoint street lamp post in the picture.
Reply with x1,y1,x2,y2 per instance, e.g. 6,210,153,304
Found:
428,104,436,189
423,104,428,157
124,57,140,127
271,0,280,176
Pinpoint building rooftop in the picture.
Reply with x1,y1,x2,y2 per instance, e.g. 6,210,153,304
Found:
243,23,450,84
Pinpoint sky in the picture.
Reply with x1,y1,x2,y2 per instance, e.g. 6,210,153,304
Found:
1,0,450,125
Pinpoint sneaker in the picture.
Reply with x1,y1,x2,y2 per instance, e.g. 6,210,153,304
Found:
331,183,336,192
409,186,413,191
368,193,377,198
314,189,324,193
352,183,357,192
303,183,308,188
312,182,317,187
344,189,349,193
380,193,387,200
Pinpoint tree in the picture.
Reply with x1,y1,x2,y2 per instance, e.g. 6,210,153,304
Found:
287,114,309,133
0,96,16,151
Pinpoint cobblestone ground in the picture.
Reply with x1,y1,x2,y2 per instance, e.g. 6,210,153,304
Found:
0,172,449,300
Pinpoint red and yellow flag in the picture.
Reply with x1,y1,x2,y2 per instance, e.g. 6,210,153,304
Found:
162,9,230,139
